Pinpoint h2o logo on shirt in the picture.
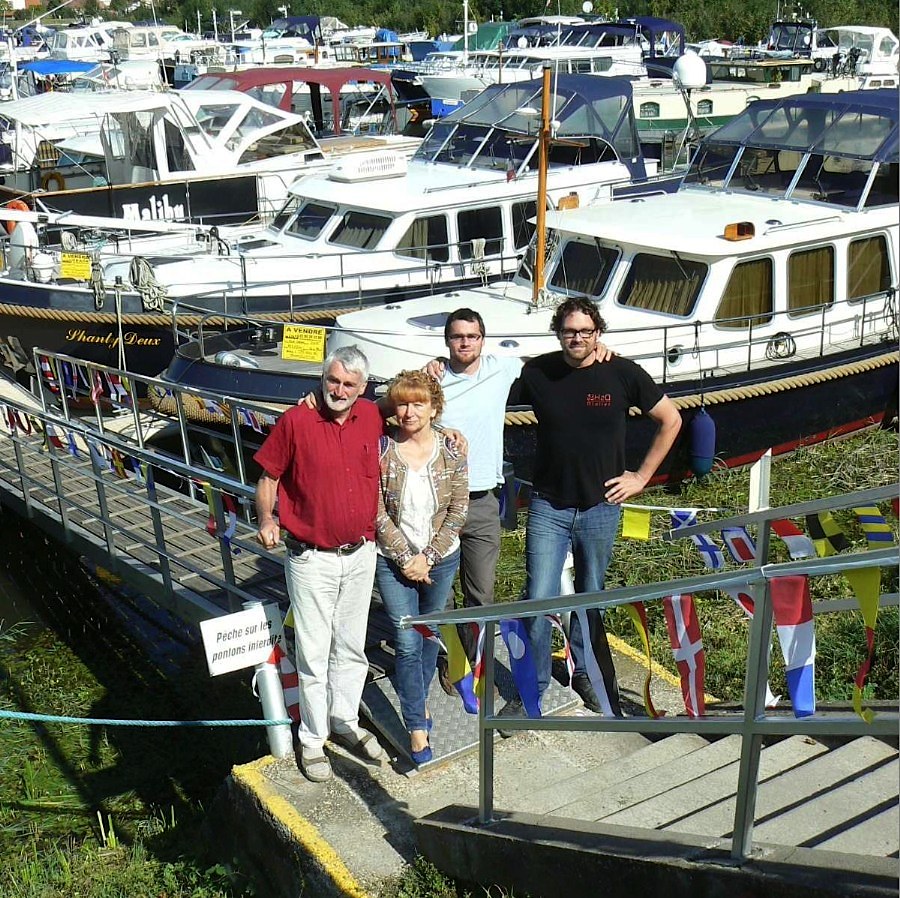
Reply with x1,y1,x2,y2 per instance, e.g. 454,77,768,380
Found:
586,393,612,407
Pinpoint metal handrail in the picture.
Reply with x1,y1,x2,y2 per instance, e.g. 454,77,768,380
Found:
402,482,900,859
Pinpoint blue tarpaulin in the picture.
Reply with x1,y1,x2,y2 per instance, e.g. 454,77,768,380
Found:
20,60,94,75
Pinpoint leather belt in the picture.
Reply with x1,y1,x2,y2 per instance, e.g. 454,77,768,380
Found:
469,487,500,500
286,537,367,556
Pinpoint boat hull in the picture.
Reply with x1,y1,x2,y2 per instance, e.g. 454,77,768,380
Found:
157,333,898,483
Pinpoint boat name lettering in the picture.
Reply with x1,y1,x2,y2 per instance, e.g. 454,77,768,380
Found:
121,194,186,222
586,393,611,407
65,329,162,347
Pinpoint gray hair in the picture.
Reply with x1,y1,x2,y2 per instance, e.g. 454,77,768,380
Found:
322,344,369,384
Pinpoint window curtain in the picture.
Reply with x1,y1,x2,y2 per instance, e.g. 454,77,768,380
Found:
848,237,890,300
620,255,702,316
789,246,834,315
715,258,773,328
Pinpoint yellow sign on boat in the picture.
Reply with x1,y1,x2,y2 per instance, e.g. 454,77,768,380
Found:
60,252,92,280
281,325,326,363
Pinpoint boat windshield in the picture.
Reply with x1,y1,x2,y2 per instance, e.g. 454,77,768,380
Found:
545,239,619,298
617,253,706,317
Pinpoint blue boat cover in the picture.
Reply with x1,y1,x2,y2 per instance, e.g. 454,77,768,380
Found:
20,60,94,75
707,89,899,163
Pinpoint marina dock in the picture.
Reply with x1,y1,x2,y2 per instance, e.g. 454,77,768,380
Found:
0,366,896,898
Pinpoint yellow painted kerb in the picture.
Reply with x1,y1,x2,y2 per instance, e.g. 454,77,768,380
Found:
232,756,372,898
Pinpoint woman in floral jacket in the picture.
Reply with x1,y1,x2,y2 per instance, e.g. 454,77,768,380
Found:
376,370,468,765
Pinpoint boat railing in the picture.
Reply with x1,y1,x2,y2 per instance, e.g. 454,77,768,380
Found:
34,347,282,494
401,478,899,861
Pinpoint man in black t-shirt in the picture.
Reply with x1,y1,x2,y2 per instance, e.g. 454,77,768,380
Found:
499,297,681,727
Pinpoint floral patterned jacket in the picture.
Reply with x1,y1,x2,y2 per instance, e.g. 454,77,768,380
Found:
376,432,468,567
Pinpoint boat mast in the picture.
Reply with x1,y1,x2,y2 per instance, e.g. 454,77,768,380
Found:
532,63,551,306
463,0,469,65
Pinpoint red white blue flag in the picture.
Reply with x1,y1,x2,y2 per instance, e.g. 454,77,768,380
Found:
770,575,816,718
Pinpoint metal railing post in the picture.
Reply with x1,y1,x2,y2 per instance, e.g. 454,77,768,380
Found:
11,433,33,519
479,619,497,825
47,436,72,543
145,466,173,595
89,442,118,565
211,487,239,611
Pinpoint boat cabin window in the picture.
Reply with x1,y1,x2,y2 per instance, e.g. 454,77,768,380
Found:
415,120,455,162
195,104,240,137
512,201,537,250
683,142,739,189
848,235,892,302
164,119,194,171
788,246,834,316
715,258,773,328
286,201,336,239
639,102,660,120
226,106,284,151
247,82,289,110
328,210,392,249
618,253,705,317
238,122,317,164
790,153,875,207
396,215,450,263
696,99,713,116
547,240,618,298
864,162,898,208
457,207,503,259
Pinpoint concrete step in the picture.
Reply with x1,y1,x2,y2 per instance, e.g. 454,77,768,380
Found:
753,756,899,849
667,736,898,842
522,732,708,816
816,802,900,857
600,734,830,830
555,734,746,821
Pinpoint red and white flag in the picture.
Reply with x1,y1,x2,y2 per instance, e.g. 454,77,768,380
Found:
770,575,816,718
771,519,815,559
721,526,756,563
663,594,705,717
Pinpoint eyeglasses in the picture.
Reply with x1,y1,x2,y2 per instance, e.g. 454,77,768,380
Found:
559,328,597,341
447,334,483,343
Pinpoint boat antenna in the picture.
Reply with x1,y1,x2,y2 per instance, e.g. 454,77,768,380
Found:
532,63,552,306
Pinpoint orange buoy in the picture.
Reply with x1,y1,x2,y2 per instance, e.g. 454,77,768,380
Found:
3,199,30,235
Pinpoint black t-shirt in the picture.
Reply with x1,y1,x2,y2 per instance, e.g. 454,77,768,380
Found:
511,352,664,508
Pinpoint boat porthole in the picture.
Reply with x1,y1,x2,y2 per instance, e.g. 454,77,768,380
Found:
500,339,520,348
666,345,683,366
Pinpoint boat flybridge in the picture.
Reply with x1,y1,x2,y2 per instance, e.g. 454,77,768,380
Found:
0,87,419,222
323,89,898,383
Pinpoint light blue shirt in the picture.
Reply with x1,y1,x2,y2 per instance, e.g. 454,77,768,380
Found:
439,354,523,491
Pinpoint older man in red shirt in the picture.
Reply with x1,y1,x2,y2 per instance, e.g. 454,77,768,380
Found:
255,345,386,782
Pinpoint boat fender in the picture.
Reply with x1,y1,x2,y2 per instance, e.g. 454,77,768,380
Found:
40,171,66,193
688,406,716,478
812,57,827,73
3,198,29,234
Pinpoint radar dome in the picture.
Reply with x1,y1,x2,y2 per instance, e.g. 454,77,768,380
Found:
673,51,707,90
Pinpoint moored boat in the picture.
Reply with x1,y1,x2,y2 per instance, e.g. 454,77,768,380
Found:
152,89,900,481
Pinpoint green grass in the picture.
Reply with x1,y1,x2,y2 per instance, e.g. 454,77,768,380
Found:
490,427,899,704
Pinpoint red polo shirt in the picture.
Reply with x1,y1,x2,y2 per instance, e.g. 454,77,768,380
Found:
254,399,382,548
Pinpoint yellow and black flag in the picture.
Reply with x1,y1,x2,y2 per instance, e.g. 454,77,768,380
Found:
805,511,850,557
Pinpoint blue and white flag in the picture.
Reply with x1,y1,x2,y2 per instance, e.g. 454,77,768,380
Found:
500,618,541,718
672,510,724,569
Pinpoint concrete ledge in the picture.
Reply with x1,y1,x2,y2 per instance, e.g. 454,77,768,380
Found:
414,805,899,898
209,757,372,898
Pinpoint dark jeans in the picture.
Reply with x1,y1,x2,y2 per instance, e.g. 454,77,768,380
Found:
523,494,621,695
377,550,460,732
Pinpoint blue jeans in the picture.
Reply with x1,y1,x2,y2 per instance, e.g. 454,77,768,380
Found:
523,495,621,695
376,550,460,732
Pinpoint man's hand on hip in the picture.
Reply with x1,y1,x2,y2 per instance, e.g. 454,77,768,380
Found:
604,470,648,504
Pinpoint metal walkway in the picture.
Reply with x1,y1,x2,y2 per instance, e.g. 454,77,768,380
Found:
0,359,575,769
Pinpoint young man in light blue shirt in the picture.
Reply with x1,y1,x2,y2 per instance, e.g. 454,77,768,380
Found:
427,310,522,666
